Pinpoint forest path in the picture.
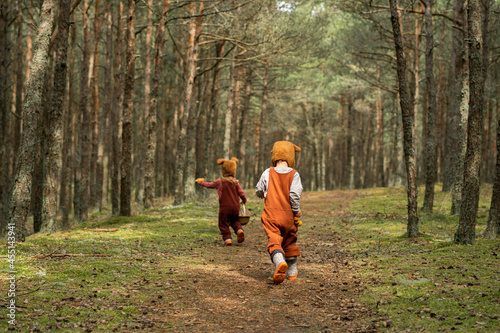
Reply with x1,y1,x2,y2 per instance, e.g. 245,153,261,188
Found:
152,191,377,333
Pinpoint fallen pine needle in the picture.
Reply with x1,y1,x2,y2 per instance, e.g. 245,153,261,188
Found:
34,253,112,259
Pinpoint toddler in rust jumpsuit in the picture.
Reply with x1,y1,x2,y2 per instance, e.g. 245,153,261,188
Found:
256,141,303,284
196,157,247,246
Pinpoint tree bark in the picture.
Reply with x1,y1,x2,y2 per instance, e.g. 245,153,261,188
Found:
75,0,91,222
421,0,438,213
9,0,56,241
375,89,385,187
0,1,11,234
144,0,170,209
60,11,77,227
173,2,202,205
183,2,204,203
389,0,419,237
443,0,466,192
484,112,500,239
455,0,485,245
40,0,72,233
111,1,124,215
223,52,237,159
90,0,101,208
120,0,136,217
257,57,270,174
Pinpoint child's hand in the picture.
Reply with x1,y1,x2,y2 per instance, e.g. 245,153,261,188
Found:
195,178,205,183
294,210,302,218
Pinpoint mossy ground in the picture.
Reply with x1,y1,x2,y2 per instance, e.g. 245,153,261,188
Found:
1,185,499,332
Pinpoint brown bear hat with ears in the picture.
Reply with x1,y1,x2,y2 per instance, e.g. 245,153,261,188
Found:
271,141,301,168
217,157,239,177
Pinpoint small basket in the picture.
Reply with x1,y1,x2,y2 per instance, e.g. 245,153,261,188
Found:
239,203,251,225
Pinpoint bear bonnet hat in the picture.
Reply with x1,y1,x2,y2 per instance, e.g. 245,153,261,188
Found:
217,157,239,177
271,141,301,168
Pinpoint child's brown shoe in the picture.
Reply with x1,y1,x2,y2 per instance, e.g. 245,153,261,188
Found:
223,239,232,246
237,230,245,243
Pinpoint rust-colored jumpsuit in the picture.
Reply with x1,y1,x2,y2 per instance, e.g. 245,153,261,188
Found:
261,168,300,258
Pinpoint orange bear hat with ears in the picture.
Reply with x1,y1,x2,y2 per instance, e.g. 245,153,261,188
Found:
217,157,239,177
271,141,301,168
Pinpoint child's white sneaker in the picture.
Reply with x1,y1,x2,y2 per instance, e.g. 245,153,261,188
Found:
271,251,287,284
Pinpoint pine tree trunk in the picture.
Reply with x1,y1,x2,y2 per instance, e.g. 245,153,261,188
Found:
223,53,236,159
422,0,438,213
173,2,201,205
204,42,224,180
443,0,466,192
144,0,170,209
389,0,419,237
183,2,204,203
111,1,124,215
484,113,500,239
0,1,11,234
13,9,23,162
40,0,72,233
455,0,485,245
90,0,101,208
9,0,56,241
99,1,113,211
258,57,269,174
120,0,136,217
375,90,385,187
75,0,91,222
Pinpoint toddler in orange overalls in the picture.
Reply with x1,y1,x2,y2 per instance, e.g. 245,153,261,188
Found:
196,158,247,246
256,141,303,284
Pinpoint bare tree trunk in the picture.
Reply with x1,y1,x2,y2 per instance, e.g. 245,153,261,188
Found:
375,89,386,187
120,0,136,217
75,0,91,222
484,111,500,239
39,0,72,233
144,0,170,209
455,0,485,245
111,1,124,215
173,2,201,205
223,52,237,159
99,0,113,211
0,1,11,234
257,57,269,174
13,9,23,162
9,0,56,241
205,42,224,180
183,2,204,202
389,0,419,237
443,0,466,192
90,0,101,208
451,16,469,216
60,12,77,227
422,0,438,213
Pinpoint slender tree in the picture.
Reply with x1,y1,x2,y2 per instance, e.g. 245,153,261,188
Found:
40,0,72,233
120,0,137,216
421,0,438,213
144,0,170,208
455,0,485,245
9,0,56,241
389,0,419,237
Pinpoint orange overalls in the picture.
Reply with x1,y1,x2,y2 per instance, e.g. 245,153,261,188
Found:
261,167,300,258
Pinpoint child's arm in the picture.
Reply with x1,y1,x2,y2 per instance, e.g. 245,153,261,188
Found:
195,178,221,189
236,182,247,204
290,172,303,214
255,169,269,199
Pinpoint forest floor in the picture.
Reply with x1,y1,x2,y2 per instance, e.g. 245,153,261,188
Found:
1,185,499,332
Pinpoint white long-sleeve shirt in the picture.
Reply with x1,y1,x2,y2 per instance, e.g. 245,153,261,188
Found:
255,167,303,212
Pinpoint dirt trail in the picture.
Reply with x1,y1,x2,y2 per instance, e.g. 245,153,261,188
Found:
146,191,377,332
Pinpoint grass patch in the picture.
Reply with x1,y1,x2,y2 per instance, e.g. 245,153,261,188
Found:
334,184,500,332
